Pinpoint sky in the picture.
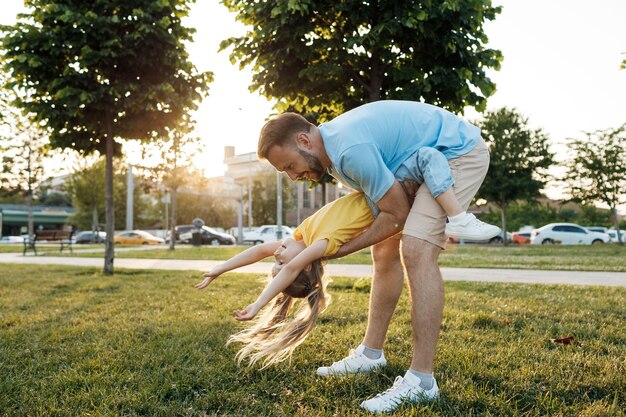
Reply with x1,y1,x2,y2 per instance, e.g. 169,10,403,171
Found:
2,0,626,204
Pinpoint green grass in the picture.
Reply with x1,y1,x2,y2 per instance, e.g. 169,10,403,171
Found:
0,244,104,254
42,244,626,272
0,244,27,253
1,264,624,416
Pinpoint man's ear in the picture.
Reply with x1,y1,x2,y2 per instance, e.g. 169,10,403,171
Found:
303,263,312,272
296,132,313,150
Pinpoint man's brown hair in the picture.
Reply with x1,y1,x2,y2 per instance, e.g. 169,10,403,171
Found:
257,113,312,160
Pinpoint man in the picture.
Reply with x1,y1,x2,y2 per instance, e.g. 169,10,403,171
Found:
258,100,491,413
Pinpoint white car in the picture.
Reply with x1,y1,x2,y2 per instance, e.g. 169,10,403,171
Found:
607,229,626,243
0,235,25,244
530,223,610,245
243,225,293,245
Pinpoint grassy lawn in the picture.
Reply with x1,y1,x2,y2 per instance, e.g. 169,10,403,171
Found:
0,244,103,254
0,244,27,253
39,243,626,272
1,264,624,416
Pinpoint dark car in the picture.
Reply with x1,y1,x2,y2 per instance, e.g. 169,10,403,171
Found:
168,225,236,246
73,231,106,244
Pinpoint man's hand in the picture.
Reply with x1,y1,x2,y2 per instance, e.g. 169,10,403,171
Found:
195,271,218,290
234,302,261,321
401,180,420,207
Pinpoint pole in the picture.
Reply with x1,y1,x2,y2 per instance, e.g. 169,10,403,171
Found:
297,181,303,225
276,172,283,240
238,185,244,244
126,164,134,231
248,173,253,227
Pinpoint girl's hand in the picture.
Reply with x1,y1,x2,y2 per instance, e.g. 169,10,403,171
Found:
195,271,218,290
234,303,260,321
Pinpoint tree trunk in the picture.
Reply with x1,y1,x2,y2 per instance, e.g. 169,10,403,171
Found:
92,206,98,234
103,123,115,274
612,207,623,245
169,188,177,250
26,145,34,237
501,199,508,247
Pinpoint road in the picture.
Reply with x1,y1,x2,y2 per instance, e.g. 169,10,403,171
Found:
2,250,626,287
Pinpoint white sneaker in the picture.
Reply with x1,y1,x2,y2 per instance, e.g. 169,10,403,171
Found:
316,345,387,376
360,371,439,413
445,213,501,241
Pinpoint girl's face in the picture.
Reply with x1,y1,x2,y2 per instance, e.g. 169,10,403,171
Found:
272,237,306,276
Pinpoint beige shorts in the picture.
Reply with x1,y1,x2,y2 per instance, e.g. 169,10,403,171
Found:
403,138,490,248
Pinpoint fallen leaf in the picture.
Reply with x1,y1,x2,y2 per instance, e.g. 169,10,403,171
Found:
549,336,580,346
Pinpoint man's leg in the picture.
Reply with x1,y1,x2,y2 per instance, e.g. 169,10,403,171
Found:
361,139,490,413
316,236,403,376
401,236,443,372
362,236,404,350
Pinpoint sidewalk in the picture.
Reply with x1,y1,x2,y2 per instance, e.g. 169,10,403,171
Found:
2,251,626,287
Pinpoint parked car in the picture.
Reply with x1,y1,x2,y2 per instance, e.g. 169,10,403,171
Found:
0,235,25,244
73,231,106,244
585,226,609,234
114,230,164,245
607,229,626,243
177,225,236,246
243,225,294,245
511,231,531,245
530,223,610,245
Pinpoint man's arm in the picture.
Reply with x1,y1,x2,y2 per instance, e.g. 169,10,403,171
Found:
332,181,410,258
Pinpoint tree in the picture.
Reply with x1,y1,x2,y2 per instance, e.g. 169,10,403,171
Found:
176,173,237,229
564,124,626,244
65,157,150,232
132,116,200,250
0,107,50,236
2,0,211,273
222,0,502,120
475,108,554,245
250,172,295,226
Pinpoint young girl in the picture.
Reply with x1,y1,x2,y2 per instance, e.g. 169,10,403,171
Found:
195,147,499,367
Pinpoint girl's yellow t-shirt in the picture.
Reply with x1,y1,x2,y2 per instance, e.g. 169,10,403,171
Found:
293,192,374,257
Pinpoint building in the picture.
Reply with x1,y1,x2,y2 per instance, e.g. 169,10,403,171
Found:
0,204,75,237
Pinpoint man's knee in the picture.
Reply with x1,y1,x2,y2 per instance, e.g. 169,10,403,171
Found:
371,236,401,264
401,235,440,272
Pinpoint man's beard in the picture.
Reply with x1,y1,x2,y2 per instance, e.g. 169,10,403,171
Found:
297,148,325,181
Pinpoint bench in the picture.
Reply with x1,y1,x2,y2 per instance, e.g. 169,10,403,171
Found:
23,229,75,255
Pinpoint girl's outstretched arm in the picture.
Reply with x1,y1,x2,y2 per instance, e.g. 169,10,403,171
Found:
195,241,281,290
234,239,328,320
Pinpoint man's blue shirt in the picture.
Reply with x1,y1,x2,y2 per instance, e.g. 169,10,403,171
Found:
319,100,480,203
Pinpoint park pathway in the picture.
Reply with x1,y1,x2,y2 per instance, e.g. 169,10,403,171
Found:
1,251,626,287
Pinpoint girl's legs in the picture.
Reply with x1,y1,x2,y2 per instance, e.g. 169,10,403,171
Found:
417,147,500,240
434,188,463,217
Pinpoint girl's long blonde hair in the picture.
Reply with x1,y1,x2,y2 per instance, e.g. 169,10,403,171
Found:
227,260,329,368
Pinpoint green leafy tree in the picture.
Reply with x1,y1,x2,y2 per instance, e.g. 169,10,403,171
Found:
2,0,211,273
564,124,626,244
222,0,502,120
176,173,237,230
38,191,72,207
250,172,295,226
65,157,152,233
0,106,50,236
476,108,555,245
133,115,200,250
